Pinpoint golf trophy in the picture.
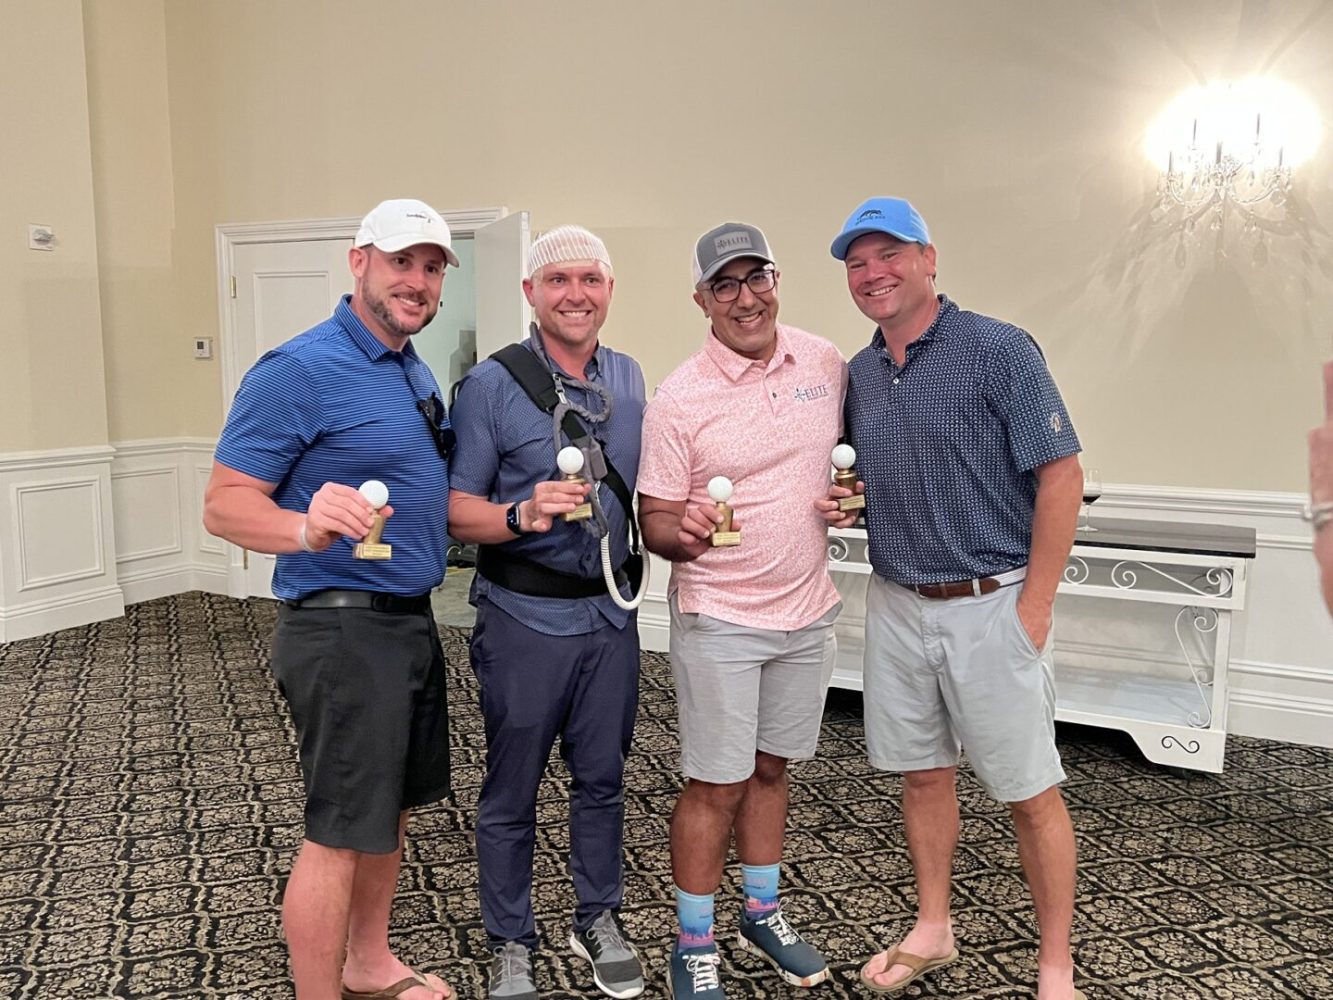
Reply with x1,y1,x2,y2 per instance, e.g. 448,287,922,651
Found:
831,444,866,511
353,479,392,560
558,446,593,522
708,476,742,547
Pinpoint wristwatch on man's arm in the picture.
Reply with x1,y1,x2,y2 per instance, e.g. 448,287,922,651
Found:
505,501,525,536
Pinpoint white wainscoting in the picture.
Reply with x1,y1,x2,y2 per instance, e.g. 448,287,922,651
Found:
111,439,229,605
636,485,1333,751
0,446,124,642
0,439,229,642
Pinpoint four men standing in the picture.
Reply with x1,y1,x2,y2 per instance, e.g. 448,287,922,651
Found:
212,197,1085,1000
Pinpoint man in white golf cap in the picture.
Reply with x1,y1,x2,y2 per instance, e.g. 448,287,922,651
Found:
449,226,647,1000
204,198,459,1000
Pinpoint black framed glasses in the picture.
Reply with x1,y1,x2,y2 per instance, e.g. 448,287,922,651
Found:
706,266,777,303
416,393,455,461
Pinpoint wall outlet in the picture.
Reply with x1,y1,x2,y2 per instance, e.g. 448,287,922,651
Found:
193,337,213,359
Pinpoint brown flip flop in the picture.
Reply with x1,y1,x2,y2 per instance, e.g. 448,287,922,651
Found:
858,945,959,993
341,969,454,1000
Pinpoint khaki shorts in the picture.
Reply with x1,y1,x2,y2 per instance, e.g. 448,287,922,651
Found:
862,573,1064,802
668,595,839,784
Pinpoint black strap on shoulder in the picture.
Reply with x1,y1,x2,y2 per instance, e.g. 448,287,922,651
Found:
474,546,629,600
488,344,640,555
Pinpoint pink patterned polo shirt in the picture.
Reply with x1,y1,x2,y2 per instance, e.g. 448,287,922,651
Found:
638,324,847,630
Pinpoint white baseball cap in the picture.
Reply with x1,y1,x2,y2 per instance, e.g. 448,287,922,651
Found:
355,198,460,267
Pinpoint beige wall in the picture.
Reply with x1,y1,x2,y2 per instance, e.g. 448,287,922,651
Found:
9,1,1333,491
0,0,109,452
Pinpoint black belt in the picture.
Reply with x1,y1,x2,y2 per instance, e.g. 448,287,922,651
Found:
475,545,629,599
284,589,432,614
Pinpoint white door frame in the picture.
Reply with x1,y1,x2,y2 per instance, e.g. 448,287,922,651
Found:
211,207,506,597
215,207,506,411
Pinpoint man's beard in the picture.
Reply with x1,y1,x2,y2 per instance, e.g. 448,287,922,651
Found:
365,286,437,338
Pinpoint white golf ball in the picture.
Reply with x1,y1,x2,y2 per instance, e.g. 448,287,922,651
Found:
707,476,733,503
831,444,857,470
557,446,585,475
358,479,389,509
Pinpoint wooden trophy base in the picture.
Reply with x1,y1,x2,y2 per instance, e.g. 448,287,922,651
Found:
354,543,393,560
837,494,866,511
563,503,593,522
711,531,742,547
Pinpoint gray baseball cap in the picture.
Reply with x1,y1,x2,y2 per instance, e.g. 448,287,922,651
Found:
691,222,776,287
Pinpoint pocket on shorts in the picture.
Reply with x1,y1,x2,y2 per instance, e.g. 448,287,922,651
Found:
1007,592,1043,659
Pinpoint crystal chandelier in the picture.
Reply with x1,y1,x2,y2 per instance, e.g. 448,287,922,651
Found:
1158,113,1291,213
1146,78,1319,265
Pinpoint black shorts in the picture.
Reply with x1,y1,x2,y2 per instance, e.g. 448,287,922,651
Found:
270,603,451,854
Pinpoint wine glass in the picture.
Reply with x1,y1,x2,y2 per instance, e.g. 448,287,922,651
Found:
1081,466,1102,532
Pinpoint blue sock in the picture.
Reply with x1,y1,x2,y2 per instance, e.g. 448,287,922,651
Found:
675,886,715,949
742,863,781,917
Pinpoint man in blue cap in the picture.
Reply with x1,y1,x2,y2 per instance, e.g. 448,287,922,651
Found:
829,199,1086,1000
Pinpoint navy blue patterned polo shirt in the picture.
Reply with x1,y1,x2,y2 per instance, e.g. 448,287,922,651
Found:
845,295,1081,584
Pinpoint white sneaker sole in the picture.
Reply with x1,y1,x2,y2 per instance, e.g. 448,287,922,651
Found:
737,930,830,988
569,932,645,999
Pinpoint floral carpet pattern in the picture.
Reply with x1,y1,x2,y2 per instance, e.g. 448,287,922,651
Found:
0,593,1330,998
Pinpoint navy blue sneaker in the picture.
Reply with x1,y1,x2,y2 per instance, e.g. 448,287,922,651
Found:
737,907,829,987
668,942,725,999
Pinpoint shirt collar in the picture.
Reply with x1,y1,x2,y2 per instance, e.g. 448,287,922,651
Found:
703,324,796,383
335,295,420,363
526,326,603,380
870,294,956,354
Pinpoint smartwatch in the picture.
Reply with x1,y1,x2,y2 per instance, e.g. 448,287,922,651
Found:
505,501,524,536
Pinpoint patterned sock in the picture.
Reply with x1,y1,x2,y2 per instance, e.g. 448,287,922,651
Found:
675,886,715,949
742,863,781,918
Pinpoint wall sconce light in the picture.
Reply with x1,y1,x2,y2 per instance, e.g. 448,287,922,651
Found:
1145,77,1321,264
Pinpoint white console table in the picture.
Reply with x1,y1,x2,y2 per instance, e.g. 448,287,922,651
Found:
826,518,1257,773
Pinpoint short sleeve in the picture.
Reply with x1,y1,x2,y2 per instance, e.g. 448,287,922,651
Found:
982,330,1080,472
214,351,322,484
636,389,693,502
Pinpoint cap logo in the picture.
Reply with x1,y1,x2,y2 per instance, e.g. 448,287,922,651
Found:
406,212,429,222
714,233,755,254
856,208,885,222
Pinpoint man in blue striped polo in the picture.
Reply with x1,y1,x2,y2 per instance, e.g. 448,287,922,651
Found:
830,198,1086,1000
448,226,646,1000
204,198,458,1000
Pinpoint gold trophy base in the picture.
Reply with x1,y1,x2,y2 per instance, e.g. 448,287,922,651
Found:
563,503,593,522
354,543,393,560
837,494,866,511
712,531,742,547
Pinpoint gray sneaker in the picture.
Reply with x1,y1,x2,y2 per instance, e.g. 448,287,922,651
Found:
489,941,539,1000
569,910,645,999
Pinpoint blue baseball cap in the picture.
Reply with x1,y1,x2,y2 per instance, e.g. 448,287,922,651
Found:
830,197,931,260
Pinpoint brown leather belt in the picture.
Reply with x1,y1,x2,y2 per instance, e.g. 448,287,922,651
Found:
905,567,1027,600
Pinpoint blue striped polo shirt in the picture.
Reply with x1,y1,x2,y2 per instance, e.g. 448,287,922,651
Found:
845,295,1081,584
215,295,450,599
449,335,645,636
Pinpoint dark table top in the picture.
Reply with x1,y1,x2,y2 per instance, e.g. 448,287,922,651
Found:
1074,515,1256,559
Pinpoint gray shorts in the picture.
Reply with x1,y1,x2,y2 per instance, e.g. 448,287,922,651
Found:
863,573,1065,802
668,595,839,784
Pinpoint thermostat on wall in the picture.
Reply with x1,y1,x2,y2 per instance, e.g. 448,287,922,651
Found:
193,337,213,359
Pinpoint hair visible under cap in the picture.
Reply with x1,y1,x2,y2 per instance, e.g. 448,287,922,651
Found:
526,225,613,278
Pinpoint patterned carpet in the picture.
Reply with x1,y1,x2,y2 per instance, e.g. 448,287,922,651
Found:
0,593,1330,999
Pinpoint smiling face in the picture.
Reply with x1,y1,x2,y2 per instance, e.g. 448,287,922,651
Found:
694,256,780,362
843,232,938,338
349,243,447,349
523,260,614,355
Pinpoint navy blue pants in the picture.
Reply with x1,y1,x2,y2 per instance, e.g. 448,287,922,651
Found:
470,597,640,948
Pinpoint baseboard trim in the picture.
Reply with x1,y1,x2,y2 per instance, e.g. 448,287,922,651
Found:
0,586,125,643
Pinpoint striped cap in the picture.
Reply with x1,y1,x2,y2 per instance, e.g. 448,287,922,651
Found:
527,225,612,278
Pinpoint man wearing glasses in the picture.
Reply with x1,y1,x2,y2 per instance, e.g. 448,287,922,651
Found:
204,198,458,1000
638,223,852,999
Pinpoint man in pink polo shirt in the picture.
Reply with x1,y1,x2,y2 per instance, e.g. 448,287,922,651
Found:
638,222,855,999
